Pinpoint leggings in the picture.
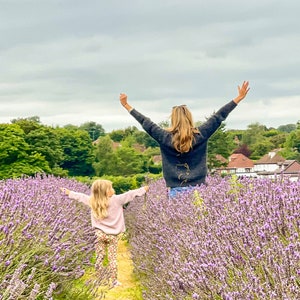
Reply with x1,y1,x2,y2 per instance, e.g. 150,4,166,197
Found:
95,229,119,282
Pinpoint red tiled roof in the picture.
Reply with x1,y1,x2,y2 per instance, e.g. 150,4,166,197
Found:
283,160,300,173
227,153,254,168
215,154,228,164
255,151,285,164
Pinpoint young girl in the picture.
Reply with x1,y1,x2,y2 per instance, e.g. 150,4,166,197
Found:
120,81,250,198
60,179,149,287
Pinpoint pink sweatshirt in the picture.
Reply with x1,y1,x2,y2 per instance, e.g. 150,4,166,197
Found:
68,187,146,235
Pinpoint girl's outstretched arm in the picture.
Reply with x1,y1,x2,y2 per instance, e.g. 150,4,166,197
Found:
60,187,90,206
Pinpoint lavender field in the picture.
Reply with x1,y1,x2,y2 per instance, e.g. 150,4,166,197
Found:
0,175,96,299
125,176,300,300
1,175,299,299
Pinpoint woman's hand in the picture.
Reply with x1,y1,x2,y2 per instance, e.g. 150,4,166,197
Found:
233,81,250,104
120,93,128,106
120,93,133,111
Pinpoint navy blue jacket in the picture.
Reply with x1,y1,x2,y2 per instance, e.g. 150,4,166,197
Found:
130,100,237,188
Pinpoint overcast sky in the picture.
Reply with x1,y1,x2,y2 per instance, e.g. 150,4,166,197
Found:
1,0,299,133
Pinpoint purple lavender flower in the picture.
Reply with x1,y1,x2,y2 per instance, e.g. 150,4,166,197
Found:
0,175,96,298
125,176,300,299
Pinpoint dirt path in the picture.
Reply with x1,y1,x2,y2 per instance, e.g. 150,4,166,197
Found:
102,239,143,300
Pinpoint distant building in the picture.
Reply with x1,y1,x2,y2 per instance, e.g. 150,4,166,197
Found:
217,153,256,177
275,160,300,182
254,150,300,181
254,150,285,173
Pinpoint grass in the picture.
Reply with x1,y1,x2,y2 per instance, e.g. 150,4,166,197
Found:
103,238,143,300
54,237,143,300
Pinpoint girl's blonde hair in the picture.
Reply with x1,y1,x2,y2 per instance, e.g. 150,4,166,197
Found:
167,105,199,153
90,179,113,220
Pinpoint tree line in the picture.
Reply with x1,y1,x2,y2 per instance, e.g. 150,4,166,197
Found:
0,116,299,180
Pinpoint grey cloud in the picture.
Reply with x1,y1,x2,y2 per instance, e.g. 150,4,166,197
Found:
0,0,299,132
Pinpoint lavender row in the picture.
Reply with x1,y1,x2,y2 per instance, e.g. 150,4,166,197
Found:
125,176,300,299
0,175,96,299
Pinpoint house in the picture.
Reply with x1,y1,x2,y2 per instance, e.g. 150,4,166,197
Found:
254,150,285,177
217,153,255,177
254,150,300,181
274,160,300,182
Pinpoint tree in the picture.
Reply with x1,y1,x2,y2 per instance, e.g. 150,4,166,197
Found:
109,129,126,142
93,135,116,176
57,128,94,176
79,121,105,141
0,124,51,179
133,130,159,148
233,144,252,157
207,123,235,171
11,116,41,134
240,123,274,159
241,123,267,146
250,141,274,160
268,133,287,149
277,124,297,133
280,128,300,160
113,146,148,176
93,135,149,176
25,126,64,170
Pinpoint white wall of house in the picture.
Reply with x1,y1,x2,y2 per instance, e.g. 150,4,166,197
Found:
254,164,279,172
221,168,256,177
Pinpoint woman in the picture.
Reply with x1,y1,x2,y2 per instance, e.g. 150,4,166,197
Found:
120,81,250,197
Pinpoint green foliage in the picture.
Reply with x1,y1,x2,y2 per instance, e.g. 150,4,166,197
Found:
25,126,64,169
285,129,300,153
133,130,159,148
239,123,280,159
148,163,162,174
263,129,280,137
250,140,274,160
75,174,161,194
114,146,148,176
94,135,155,177
79,121,105,141
109,129,126,142
121,135,136,147
277,123,297,133
207,123,235,170
57,128,95,176
268,133,287,149
109,126,159,148
241,122,268,146
0,124,51,179
11,116,41,134
93,135,115,176
233,144,252,157
1,115,298,181
280,128,300,160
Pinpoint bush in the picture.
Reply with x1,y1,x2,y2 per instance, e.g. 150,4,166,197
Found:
75,174,162,195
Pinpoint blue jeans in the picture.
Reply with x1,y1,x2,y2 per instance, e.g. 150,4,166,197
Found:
169,186,194,199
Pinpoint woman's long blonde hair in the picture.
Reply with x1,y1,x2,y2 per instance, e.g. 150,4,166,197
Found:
167,105,199,153
90,179,113,220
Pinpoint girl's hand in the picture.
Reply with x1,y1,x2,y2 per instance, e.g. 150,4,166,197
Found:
144,186,150,192
60,187,70,196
